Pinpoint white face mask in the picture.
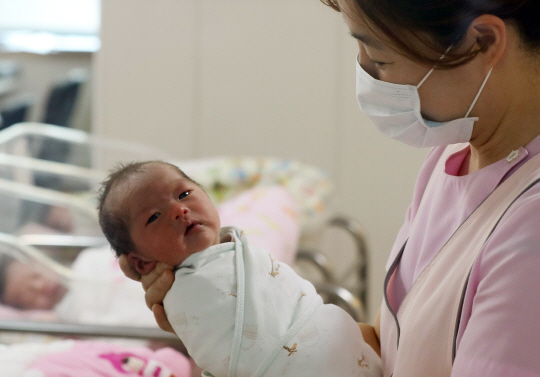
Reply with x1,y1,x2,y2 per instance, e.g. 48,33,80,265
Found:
355,57,493,148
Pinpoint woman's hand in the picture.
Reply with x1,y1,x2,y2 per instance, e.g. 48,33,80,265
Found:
118,254,141,281
143,264,176,334
118,255,176,334
358,322,381,356
358,308,382,357
374,308,381,344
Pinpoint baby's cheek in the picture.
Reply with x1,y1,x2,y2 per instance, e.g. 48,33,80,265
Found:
18,290,39,310
29,281,63,310
30,291,53,310
33,296,51,310
51,284,68,306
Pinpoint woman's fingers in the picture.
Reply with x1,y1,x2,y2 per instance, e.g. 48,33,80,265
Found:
145,267,174,333
118,254,141,281
374,308,381,342
144,268,174,310
141,262,174,291
119,257,175,332
358,322,381,357
152,304,176,334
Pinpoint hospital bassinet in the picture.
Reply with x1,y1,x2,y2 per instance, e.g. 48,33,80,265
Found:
0,122,370,349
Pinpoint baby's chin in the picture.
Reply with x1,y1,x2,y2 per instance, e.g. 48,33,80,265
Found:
190,231,221,252
178,239,221,263
160,231,221,266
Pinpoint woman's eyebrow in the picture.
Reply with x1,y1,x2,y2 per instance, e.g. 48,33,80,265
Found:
350,32,384,50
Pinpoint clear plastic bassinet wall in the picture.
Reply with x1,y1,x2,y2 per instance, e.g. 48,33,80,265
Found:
0,122,353,344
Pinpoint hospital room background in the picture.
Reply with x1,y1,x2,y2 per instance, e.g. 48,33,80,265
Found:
0,0,428,370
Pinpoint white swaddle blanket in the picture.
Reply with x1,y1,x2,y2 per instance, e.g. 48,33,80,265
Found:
164,227,381,377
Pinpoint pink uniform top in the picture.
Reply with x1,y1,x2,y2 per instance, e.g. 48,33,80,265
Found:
385,134,540,377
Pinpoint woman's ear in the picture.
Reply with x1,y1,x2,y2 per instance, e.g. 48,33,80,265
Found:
470,14,507,70
126,253,157,276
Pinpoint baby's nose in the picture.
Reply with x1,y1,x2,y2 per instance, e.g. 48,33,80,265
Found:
171,201,189,219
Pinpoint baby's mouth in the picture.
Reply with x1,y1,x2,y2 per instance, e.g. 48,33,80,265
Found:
185,222,201,236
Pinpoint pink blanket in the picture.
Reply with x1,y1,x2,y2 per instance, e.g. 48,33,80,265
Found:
26,341,191,377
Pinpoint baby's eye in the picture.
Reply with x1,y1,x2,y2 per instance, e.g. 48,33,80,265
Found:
179,191,190,200
147,213,160,224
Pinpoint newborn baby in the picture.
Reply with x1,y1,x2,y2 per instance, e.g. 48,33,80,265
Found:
98,161,381,377
0,255,67,311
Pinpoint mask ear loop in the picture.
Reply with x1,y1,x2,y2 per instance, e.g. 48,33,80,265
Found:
417,45,454,89
417,66,436,88
465,67,493,118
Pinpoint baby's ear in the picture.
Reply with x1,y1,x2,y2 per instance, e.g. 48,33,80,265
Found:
126,253,157,276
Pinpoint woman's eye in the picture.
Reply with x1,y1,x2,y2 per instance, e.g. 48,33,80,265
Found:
372,60,387,67
179,191,190,200
147,213,160,224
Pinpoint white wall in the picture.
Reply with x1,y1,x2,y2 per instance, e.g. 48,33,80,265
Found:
0,0,100,34
94,0,428,320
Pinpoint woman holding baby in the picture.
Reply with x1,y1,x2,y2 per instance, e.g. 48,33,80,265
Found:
121,0,540,375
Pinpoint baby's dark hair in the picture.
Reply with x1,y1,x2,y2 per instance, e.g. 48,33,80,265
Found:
97,160,199,257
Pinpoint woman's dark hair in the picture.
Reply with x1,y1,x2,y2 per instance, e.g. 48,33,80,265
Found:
97,161,199,257
321,0,540,68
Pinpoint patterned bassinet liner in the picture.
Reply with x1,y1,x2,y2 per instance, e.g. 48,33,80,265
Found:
177,156,333,234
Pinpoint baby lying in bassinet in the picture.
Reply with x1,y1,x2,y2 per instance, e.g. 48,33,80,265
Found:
98,160,381,377
0,254,66,312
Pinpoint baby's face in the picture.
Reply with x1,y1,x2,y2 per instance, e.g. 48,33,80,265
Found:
3,260,67,310
119,164,221,267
